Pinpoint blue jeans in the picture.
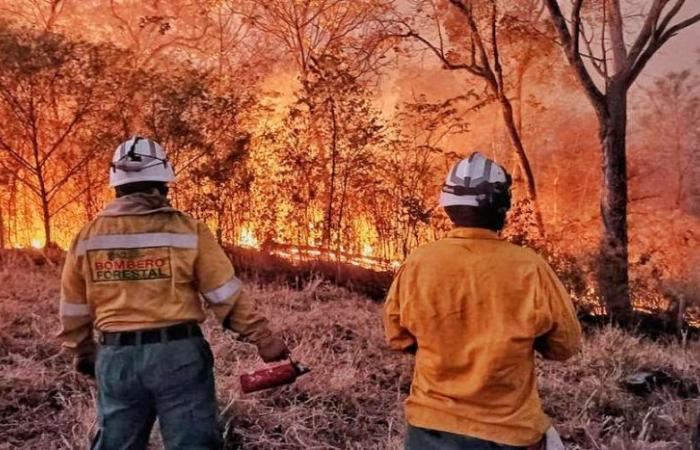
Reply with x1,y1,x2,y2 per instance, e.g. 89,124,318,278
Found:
406,425,526,450
91,337,222,450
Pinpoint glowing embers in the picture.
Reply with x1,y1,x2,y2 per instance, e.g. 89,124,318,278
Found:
267,241,400,271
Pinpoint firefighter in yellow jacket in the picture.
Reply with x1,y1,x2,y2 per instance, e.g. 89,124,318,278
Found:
58,136,289,450
384,152,582,450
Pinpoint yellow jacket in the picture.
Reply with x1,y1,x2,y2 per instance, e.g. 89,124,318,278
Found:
58,193,271,355
384,227,581,447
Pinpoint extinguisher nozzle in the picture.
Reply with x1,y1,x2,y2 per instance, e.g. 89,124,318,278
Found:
294,363,311,376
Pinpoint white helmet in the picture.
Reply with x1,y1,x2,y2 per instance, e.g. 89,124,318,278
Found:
439,152,512,210
109,136,176,187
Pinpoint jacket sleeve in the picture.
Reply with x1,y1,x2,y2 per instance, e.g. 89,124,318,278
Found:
534,260,582,361
194,222,272,345
57,236,95,357
384,267,417,352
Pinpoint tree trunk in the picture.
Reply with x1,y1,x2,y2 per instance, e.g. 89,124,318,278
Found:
323,100,339,252
498,93,547,237
216,207,224,245
336,170,350,256
41,197,51,247
37,169,52,247
0,206,4,249
597,89,632,321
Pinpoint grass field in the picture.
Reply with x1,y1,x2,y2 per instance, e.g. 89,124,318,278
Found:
1,255,699,449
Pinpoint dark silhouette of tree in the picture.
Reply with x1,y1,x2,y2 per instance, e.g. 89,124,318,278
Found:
0,24,129,245
544,0,700,320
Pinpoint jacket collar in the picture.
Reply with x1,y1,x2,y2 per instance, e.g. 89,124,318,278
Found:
446,227,501,240
98,192,176,217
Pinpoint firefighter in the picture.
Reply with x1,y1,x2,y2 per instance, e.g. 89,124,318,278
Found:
58,136,289,450
384,152,581,450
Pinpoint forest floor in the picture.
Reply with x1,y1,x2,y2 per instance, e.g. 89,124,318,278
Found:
1,256,699,450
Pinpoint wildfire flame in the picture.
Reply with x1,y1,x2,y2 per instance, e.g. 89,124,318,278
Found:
31,238,43,249
238,228,260,249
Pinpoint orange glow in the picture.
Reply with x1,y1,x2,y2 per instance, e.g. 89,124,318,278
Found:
0,0,696,333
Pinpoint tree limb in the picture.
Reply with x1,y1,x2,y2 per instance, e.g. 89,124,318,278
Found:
626,0,670,70
627,10,700,85
392,27,484,77
607,0,628,73
544,0,606,108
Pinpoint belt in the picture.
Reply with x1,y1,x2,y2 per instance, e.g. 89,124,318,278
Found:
99,323,202,346
526,440,544,450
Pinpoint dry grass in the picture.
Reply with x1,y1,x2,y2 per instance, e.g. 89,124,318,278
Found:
1,259,699,450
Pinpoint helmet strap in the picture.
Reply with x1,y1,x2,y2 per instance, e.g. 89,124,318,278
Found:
112,136,170,173
126,136,143,162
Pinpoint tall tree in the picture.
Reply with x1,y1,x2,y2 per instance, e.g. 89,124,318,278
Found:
263,53,384,254
544,0,700,320
242,0,393,76
0,25,127,245
392,0,551,237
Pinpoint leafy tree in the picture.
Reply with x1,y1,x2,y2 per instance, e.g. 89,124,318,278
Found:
183,74,264,243
378,94,473,257
266,54,384,254
0,24,129,245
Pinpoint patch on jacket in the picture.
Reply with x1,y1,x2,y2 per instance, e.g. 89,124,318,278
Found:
87,247,172,282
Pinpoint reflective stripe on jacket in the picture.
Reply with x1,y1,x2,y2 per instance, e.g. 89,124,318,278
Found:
58,193,271,354
384,227,582,447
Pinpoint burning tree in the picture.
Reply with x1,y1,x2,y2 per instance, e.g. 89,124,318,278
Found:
264,54,384,254
391,0,556,238
0,24,128,245
543,0,700,320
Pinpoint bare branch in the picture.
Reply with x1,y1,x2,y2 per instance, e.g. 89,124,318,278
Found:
544,0,606,107
50,176,108,217
46,150,95,201
39,106,90,168
658,0,686,33
0,136,37,174
391,26,484,77
579,25,608,78
626,0,670,69
661,11,700,38
448,0,497,87
0,160,40,196
607,0,628,73
627,10,700,85
489,1,505,93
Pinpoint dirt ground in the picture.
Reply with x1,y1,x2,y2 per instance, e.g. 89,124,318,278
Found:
1,259,699,449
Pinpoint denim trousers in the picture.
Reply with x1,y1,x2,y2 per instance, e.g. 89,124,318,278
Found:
91,337,222,450
405,425,527,450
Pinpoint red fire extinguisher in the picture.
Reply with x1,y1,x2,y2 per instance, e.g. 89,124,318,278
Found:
240,358,310,394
